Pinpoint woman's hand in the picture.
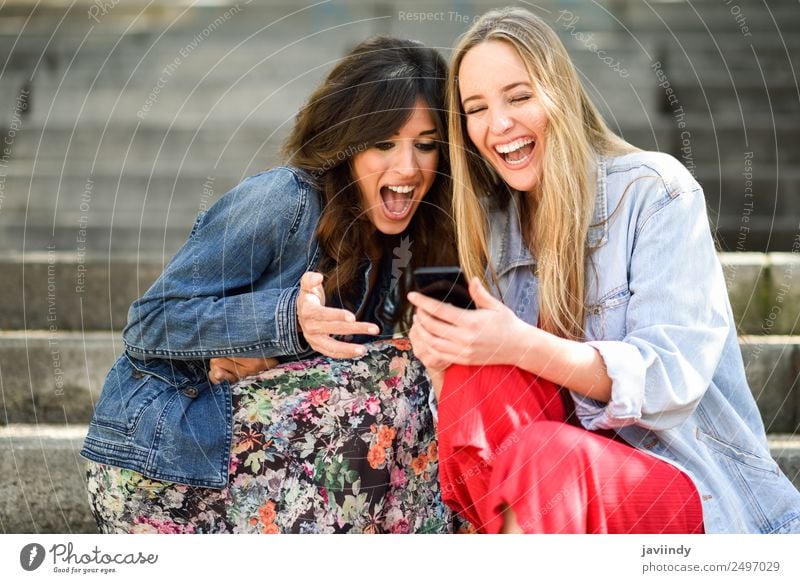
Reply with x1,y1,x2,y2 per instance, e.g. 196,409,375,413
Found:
408,277,531,370
208,356,280,384
408,313,450,401
297,271,380,359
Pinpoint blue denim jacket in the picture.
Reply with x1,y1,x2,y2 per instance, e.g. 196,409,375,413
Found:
488,151,800,533
80,166,399,487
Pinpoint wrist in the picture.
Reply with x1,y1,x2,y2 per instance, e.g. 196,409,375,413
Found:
510,319,540,369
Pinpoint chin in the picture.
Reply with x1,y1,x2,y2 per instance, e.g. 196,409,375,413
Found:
376,222,410,236
502,171,540,192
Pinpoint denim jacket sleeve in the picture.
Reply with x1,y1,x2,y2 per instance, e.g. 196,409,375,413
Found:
122,167,315,360
577,178,731,431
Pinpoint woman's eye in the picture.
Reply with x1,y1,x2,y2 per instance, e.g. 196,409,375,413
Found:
510,94,532,104
374,141,394,151
465,106,486,115
415,142,437,152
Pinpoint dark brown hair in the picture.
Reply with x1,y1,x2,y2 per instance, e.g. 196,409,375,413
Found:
283,36,455,323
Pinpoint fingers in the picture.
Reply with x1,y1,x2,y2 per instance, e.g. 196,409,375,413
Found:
300,271,325,304
208,359,238,385
226,356,280,376
298,270,380,360
304,318,380,337
413,306,459,339
307,305,357,324
469,277,502,310
300,271,323,290
310,336,368,359
208,356,279,385
411,314,462,360
409,317,457,369
407,291,466,324
299,289,379,344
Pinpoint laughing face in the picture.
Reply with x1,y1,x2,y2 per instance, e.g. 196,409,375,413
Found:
352,99,440,236
458,40,548,193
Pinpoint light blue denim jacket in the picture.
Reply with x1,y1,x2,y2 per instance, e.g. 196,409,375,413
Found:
488,151,800,533
80,166,399,487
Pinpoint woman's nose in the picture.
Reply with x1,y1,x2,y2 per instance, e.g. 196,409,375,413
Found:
391,143,418,177
490,108,513,135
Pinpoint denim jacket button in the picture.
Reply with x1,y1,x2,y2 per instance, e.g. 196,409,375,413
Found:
183,386,199,399
131,369,144,380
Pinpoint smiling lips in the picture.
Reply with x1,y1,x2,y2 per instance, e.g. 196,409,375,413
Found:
380,184,416,219
495,137,535,165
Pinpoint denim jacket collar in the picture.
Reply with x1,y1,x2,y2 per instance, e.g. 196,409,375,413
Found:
493,155,608,278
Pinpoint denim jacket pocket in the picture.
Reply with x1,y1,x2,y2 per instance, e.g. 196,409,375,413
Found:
696,427,779,476
84,352,232,488
586,285,630,340
90,354,164,435
90,354,203,435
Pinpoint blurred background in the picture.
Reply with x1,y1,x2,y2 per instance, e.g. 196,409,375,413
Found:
0,0,798,533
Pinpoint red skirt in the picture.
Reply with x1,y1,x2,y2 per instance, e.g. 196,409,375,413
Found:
437,364,704,534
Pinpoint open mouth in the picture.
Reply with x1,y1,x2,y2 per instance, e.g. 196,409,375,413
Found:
495,137,535,165
380,184,415,219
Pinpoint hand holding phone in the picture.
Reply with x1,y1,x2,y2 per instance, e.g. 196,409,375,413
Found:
411,266,475,310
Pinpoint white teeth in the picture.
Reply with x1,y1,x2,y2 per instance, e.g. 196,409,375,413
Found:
386,185,415,194
494,137,534,154
505,154,530,165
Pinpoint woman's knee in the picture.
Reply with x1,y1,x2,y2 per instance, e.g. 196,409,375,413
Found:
501,421,583,464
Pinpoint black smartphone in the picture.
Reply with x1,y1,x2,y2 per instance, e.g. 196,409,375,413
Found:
412,266,475,310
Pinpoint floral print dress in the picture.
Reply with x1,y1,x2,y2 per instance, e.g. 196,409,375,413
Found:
86,339,466,534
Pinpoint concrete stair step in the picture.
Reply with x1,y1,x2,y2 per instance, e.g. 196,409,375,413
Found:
0,0,398,40
720,253,800,336
1,423,797,533
10,82,313,125
0,253,165,331
1,123,286,166
0,252,796,333
0,424,95,534
0,331,797,431
667,83,799,115
698,168,800,216
0,224,194,254
619,124,800,165
0,171,248,216
626,1,800,32
712,220,800,254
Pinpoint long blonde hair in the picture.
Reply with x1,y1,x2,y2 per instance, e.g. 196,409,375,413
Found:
448,7,637,340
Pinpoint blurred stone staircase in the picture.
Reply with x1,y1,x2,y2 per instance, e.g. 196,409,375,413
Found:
1,0,798,533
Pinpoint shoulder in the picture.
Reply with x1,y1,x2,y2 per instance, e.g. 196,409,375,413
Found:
603,151,704,229
605,151,701,200
233,165,320,202
213,166,321,227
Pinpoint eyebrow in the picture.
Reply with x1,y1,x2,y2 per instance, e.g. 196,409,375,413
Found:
393,128,439,137
461,81,531,107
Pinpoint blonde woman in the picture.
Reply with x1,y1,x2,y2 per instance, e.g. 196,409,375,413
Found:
408,7,800,534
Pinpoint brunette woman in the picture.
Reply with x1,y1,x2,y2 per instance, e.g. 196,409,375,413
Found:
82,36,457,533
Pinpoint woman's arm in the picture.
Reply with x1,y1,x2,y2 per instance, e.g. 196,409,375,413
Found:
122,168,314,361
409,283,611,402
411,182,729,432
